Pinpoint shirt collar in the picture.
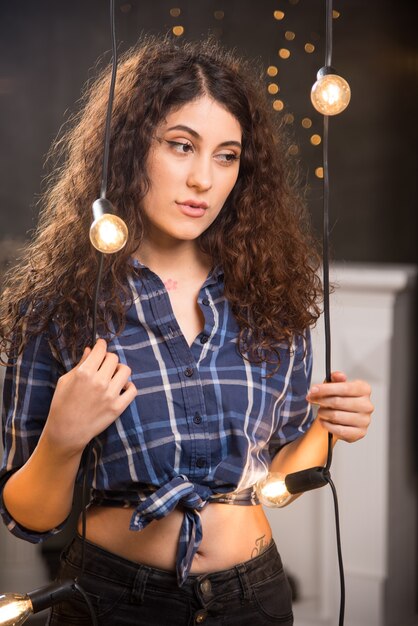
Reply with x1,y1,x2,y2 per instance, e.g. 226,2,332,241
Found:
129,257,224,283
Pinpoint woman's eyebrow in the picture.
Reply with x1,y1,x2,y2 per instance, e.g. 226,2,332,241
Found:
166,124,242,149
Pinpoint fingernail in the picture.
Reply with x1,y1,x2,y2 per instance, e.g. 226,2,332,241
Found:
309,386,319,394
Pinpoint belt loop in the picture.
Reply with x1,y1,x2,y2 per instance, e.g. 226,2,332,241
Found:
235,563,252,602
131,565,149,604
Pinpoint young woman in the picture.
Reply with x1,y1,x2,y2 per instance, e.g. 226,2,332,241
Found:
0,37,373,625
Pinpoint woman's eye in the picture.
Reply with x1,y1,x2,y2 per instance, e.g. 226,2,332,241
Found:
216,153,240,165
165,140,193,154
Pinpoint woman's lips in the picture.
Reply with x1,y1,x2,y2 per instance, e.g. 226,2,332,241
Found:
176,202,207,218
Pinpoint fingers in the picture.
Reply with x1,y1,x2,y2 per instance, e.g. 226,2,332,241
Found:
329,371,347,383
108,363,133,395
78,340,120,380
319,419,368,443
79,338,108,373
306,372,374,444
98,351,120,379
317,407,372,429
114,381,137,414
75,346,91,369
307,377,371,402
312,394,373,413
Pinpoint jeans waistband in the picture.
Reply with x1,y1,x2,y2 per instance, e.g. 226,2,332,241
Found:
64,534,283,601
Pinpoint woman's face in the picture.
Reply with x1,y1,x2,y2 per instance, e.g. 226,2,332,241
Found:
140,95,242,249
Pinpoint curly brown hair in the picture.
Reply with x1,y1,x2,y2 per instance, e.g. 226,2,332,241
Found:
0,35,321,372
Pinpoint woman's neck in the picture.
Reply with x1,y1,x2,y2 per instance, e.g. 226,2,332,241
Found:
134,239,212,281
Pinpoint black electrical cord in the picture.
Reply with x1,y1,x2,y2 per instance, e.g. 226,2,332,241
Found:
73,582,99,626
322,0,345,623
77,0,117,619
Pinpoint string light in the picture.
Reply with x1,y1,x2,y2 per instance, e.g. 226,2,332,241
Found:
0,582,94,626
257,468,329,508
172,25,184,36
310,133,322,145
311,67,351,115
89,199,128,254
264,4,350,623
272,99,284,111
257,473,292,507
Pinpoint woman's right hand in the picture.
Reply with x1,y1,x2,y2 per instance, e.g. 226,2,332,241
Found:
43,338,137,455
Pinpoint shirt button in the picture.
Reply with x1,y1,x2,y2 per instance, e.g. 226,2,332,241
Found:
200,579,212,595
195,610,207,624
193,412,202,425
196,457,206,468
184,367,194,377
202,298,210,306
200,334,209,344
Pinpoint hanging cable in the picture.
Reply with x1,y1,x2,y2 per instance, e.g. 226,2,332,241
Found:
80,0,120,581
259,0,351,623
318,1,348,622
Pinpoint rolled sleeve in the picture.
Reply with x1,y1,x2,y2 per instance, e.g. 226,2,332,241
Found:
0,327,64,542
269,329,314,458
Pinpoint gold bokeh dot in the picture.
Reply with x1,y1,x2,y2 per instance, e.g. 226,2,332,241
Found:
267,65,278,77
284,113,294,124
310,134,322,146
172,25,184,36
288,144,299,156
273,99,284,111
273,10,285,20
315,167,324,179
214,10,224,20
302,117,312,128
285,31,295,41
268,83,279,94
333,10,340,19
304,43,315,53
170,8,181,17
278,48,291,59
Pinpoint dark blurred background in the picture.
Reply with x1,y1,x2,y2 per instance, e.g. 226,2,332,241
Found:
0,0,417,265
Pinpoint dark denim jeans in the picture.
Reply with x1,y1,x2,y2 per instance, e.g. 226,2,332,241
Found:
47,534,293,625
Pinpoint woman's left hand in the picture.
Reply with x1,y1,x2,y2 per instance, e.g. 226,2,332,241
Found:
306,371,374,443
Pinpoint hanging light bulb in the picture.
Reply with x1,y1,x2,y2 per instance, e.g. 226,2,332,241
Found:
89,198,128,254
311,66,351,115
0,593,32,625
257,472,293,508
0,581,78,626
257,467,330,508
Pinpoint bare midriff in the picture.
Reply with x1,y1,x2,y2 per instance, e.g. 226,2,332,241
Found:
77,503,272,574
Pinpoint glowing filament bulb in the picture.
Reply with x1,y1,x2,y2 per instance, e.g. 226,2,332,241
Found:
89,198,128,254
256,472,293,508
311,67,351,116
0,593,33,625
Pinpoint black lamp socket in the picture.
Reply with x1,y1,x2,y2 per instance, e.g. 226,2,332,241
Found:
285,466,330,495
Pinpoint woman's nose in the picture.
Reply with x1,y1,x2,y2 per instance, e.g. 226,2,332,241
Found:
186,155,213,191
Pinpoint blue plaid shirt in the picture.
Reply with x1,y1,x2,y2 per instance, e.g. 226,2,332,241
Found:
1,260,314,585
